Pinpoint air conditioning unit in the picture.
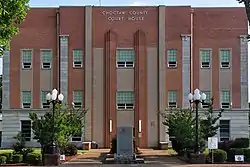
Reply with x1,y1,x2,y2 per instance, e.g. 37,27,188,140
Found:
168,102,177,108
168,62,177,68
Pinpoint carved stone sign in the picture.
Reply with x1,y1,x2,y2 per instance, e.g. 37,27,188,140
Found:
101,10,148,21
117,126,134,161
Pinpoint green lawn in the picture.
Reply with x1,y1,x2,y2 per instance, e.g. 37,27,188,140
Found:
166,149,177,155
0,148,86,155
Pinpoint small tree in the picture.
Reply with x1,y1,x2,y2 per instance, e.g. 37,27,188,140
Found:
29,104,87,164
161,108,196,154
161,98,223,154
199,98,224,141
12,132,25,154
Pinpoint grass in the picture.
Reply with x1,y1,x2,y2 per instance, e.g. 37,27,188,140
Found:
166,149,177,155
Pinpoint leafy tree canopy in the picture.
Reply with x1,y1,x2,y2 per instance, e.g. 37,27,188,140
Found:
0,0,30,55
29,104,87,150
161,98,223,153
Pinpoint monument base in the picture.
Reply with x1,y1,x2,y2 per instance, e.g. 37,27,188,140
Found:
103,153,145,164
103,157,145,164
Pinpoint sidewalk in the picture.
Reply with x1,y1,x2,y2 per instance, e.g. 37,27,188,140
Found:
62,149,109,165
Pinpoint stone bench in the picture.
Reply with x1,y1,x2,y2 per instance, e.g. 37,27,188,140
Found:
82,141,91,150
159,141,168,150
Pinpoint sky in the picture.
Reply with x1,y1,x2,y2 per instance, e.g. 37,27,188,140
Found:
28,0,244,7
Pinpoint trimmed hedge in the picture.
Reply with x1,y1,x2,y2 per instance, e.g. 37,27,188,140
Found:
208,149,227,163
0,156,7,164
228,148,244,162
0,152,13,163
12,154,23,163
231,138,249,148
64,143,78,156
25,153,42,165
243,149,250,162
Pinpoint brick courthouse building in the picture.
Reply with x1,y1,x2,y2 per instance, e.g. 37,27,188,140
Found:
1,5,249,148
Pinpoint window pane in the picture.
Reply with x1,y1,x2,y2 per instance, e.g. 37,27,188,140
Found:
22,91,31,103
41,50,52,63
73,91,83,102
116,91,134,104
167,49,177,62
220,49,230,62
41,91,50,103
221,91,230,103
219,120,230,140
202,91,211,102
22,50,32,63
21,120,31,141
168,91,177,102
73,49,83,62
200,50,211,62
117,49,135,62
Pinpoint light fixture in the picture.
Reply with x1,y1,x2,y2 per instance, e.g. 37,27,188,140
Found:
58,93,64,101
52,89,58,95
188,88,207,154
46,93,52,101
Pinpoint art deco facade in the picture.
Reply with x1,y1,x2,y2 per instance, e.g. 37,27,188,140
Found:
1,6,249,148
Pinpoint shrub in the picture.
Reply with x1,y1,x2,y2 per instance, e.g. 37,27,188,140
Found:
64,143,78,156
0,156,7,164
22,148,34,162
231,138,249,148
25,153,42,165
171,139,185,155
0,152,13,163
243,149,250,162
218,140,234,153
208,149,227,163
12,132,26,154
12,154,23,163
228,148,244,162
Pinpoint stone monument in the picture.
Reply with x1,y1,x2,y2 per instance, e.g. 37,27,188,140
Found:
116,126,135,163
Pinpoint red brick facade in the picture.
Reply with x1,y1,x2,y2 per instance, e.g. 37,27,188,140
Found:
8,6,248,148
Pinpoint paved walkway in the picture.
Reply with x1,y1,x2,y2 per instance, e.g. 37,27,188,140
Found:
60,149,250,166
60,149,186,166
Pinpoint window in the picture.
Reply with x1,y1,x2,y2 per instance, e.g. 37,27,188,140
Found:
71,131,82,142
41,50,52,69
219,120,230,141
221,91,230,109
167,49,177,68
22,50,32,69
21,120,31,141
41,91,50,108
116,91,135,110
220,49,231,68
73,91,83,108
202,91,211,109
116,49,135,68
200,49,211,68
22,91,31,108
73,49,83,68
168,91,177,108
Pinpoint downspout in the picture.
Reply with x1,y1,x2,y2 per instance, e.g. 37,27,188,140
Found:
190,8,194,93
56,8,60,91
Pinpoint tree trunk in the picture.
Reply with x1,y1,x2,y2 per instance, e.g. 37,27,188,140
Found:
41,144,45,166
